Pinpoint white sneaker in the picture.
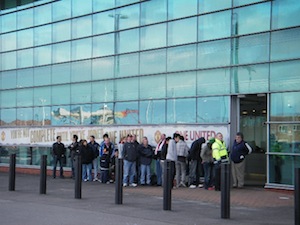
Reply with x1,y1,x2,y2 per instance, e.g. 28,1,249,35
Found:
189,185,197,189
84,179,88,182
198,184,204,188
93,178,99,182
180,182,187,187
130,183,137,187
123,183,128,187
106,181,110,184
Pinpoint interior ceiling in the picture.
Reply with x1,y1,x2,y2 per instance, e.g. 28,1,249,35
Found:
240,94,267,116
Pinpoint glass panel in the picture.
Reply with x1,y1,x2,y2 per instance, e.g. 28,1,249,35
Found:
116,0,137,6
92,57,114,80
1,108,16,126
115,101,139,124
91,103,114,125
117,53,139,77
34,3,52,26
270,61,300,91
167,72,196,98
17,49,33,68
140,75,166,99
51,105,71,125
71,38,92,60
167,45,197,72
269,154,294,185
52,0,71,21
2,32,17,51
52,63,71,84
272,0,300,29
1,90,16,107
197,68,230,95
17,68,33,88
168,0,197,19
17,108,33,126
141,0,167,25
33,106,51,125
140,49,166,75
198,10,231,41
271,28,300,61
17,29,33,49
140,23,166,50
197,39,231,69
270,92,300,122
34,45,52,66
34,25,52,46
1,51,16,70
70,83,91,104
92,34,115,57
33,86,51,106
72,16,92,39
52,20,71,42
119,29,139,53
70,104,92,125
115,78,138,101
168,17,197,46
52,42,71,63
197,96,229,123
93,1,115,12
34,66,51,86
17,8,33,29
1,12,16,33
52,85,70,105
115,5,139,30
17,88,33,107
71,60,92,82
72,0,92,17
93,11,115,35
140,100,166,124
91,80,114,103
234,0,265,6
167,98,196,123
199,0,231,14
1,71,16,89
231,64,269,94
233,3,271,35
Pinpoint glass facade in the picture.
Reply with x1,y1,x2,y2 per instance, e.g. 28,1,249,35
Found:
0,0,300,188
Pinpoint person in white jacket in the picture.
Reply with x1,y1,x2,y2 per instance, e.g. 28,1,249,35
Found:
165,134,177,188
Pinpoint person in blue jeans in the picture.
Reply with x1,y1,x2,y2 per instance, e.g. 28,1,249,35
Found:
154,134,166,186
79,139,94,182
138,137,153,186
100,148,110,183
200,139,214,190
52,136,66,179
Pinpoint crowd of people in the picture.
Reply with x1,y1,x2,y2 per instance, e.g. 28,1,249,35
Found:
51,131,252,190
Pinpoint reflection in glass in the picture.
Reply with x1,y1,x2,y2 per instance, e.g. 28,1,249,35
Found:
91,80,114,103
70,83,92,104
52,63,71,84
70,104,92,125
1,12,16,33
53,20,71,42
269,153,292,185
197,96,229,123
272,0,300,29
33,106,51,126
34,45,52,66
52,0,71,21
233,0,265,6
17,8,33,29
92,34,115,57
72,38,92,61
51,105,71,125
33,86,51,106
1,52,17,70
17,29,33,49
91,103,115,125
2,33,17,51
34,66,51,86
17,88,33,107
167,98,196,123
168,0,197,19
115,101,139,124
93,1,115,12
1,71,16,89
117,53,139,77
167,45,196,72
34,4,52,26
1,108,16,126
167,72,196,98
140,49,166,75
17,108,33,126
199,0,231,13
141,0,167,25
116,5,139,30
115,78,138,101
34,25,52,46
140,24,166,50
140,75,166,99
17,49,33,68
72,0,92,17
51,85,70,105
72,16,92,39
92,57,114,80
17,68,33,88
71,60,92,82
119,29,139,53
140,100,166,124
93,11,115,34
52,42,71,63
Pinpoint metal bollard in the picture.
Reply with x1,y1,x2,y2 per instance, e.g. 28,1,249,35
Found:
74,155,82,199
221,163,230,219
115,158,123,204
295,168,300,225
9,154,16,191
163,160,172,210
40,155,47,194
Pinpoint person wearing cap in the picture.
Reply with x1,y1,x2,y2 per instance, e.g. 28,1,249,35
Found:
200,138,214,190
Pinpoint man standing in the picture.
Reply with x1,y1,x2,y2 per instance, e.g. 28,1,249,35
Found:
230,132,252,188
138,137,153,186
132,134,140,184
123,134,138,187
175,134,189,188
154,133,166,186
52,136,66,179
166,134,177,188
68,134,79,179
88,135,100,181
212,132,229,191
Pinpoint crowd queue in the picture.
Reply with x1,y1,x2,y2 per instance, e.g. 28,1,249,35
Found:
52,131,252,190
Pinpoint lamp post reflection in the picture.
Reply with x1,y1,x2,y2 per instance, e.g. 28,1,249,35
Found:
39,98,46,126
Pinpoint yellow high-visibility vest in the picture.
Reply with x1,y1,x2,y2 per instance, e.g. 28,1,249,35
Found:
212,139,228,163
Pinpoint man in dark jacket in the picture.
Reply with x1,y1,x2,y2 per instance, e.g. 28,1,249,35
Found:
123,134,138,187
68,134,79,178
80,139,94,182
188,137,206,188
52,136,66,179
230,132,252,188
88,135,100,181
138,137,153,186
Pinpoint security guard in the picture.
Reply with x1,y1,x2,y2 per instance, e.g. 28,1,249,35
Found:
212,132,228,191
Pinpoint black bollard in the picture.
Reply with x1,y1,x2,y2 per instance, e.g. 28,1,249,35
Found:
9,153,16,191
40,155,47,194
163,160,172,210
74,155,82,199
295,168,300,225
221,163,230,219
115,158,123,204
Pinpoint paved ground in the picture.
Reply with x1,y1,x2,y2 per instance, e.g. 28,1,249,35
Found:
0,172,295,225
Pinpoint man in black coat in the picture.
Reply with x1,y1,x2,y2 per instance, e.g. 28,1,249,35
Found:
52,136,66,179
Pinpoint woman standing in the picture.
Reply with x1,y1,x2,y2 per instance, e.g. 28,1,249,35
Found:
79,139,94,182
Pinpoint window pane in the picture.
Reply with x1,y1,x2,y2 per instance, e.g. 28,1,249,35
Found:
33,106,51,126
17,49,33,68
34,86,51,106
17,88,33,107
53,42,71,63
197,68,230,95
1,90,16,107
34,25,52,46
140,100,165,124
140,23,166,50
70,104,91,125
51,105,71,125
231,64,269,94
270,61,300,91
70,83,92,104
197,96,229,123
34,4,52,26
167,45,196,72
53,20,71,42
272,0,300,29
117,53,139,77
52,85,70,105
167,98,196,123
198,11,231,41
199,0,231,14
2,52,16,70
17,68,33,88
168,0,197,19
140,49,166,75
116,5,139,30
2,32,16,51
93,1,115,12
168,17,197,46
233,3,271,35
34,45,52,66
17,29,33,49
271,28,300,61
141,0,167,25
167,72,196,98
269,154,293,185
1,71,16,89
52,63,71,84
93,11,115,35
52,0,71,21
115,78,138,101
140,75,166,99
91,80,114,103
17,108,33,126
91,103,114,125
1,108,16,126
1,13,16,33
270,92,300,122
71,60,92,82
92,34,115,57
17,8,33,29
115,101,139,124
92,57,114,80
34,66,51,86
197,39,231,69
72,16,92,39
234,0,265,6
71,38,92,60
119,28,139,53
72,0,92,17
